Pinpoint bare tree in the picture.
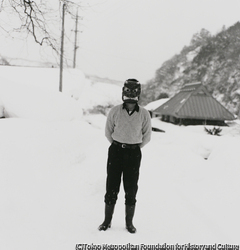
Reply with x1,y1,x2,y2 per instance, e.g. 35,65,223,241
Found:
0,0,87,91
1,1,56,53
0,0,83,56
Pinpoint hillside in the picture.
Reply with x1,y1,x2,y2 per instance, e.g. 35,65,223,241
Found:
140,22,240,117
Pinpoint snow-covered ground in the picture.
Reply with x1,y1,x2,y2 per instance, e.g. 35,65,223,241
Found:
0,66,240,250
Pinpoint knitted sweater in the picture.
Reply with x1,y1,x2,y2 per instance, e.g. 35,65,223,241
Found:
105,104,152,148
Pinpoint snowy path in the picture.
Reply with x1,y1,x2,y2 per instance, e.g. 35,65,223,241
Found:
0,118,240,250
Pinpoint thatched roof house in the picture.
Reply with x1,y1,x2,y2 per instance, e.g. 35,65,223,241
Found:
153,82,235,125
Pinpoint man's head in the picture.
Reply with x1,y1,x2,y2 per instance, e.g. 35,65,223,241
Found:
122,78,141,103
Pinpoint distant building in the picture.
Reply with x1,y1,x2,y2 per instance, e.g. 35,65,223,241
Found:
153,82,235,126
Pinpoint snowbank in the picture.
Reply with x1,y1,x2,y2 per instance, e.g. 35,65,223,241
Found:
77,81,122,111
0,66,86,93
0,66,122,116
0,77,83,121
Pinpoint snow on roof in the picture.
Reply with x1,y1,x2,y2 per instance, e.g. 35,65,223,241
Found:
144,98,169,110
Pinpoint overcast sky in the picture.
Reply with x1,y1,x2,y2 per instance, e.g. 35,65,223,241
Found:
1,0,240,83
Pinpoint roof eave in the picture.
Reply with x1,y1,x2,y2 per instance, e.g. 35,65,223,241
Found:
153,112,235,121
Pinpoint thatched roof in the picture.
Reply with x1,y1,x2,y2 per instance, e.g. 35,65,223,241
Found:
153,83,235,121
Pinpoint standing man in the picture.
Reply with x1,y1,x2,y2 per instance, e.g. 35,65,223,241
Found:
98,78,152,233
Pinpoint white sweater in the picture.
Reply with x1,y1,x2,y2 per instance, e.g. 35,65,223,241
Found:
105,104,152,148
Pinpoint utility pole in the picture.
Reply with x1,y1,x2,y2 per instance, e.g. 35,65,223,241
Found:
73,9,79,68
59,2,66,92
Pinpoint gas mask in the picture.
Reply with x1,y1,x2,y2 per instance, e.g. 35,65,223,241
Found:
122,79,141,103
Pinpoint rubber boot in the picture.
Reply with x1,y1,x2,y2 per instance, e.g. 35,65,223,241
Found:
98,204,115,231
125,205,136,233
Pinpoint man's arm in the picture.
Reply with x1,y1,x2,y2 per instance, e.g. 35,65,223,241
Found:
105,109,115,144
140,110,152,148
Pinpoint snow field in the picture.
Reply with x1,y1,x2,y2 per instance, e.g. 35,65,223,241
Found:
0,66,239,249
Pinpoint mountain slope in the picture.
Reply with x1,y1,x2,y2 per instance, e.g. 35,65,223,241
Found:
140,22,240,116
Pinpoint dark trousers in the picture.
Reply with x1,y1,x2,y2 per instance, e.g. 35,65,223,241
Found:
104,142,142,206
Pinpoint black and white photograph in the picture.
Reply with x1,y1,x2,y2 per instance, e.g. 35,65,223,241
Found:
0,0,240,249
